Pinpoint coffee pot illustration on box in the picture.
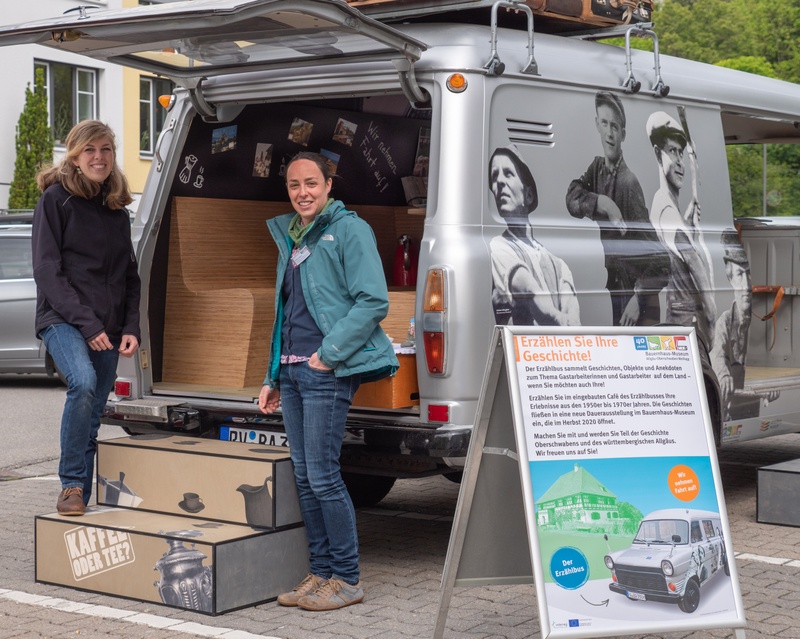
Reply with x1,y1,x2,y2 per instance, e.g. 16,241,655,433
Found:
237,476,274,528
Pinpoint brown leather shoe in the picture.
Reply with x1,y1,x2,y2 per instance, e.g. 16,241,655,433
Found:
277,573,324,607
57,487,85,516
297,577,364,611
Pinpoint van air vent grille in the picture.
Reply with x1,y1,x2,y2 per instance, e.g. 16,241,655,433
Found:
506,118,554,147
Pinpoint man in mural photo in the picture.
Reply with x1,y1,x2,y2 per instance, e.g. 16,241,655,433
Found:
566,91,668,326
646,111,716,349
488,146,580,326
710,229,780,420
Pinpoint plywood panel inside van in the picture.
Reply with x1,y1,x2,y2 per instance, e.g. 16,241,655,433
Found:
161,197,421,398
162,197,281,388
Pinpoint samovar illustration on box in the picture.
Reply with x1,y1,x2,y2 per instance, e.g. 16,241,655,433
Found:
154,530,212,612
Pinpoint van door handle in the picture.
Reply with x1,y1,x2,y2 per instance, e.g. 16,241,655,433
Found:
154,117,176,173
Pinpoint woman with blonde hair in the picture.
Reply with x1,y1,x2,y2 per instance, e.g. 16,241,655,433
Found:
33,120,141,516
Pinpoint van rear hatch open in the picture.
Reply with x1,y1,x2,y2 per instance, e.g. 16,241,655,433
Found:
0,0,429,108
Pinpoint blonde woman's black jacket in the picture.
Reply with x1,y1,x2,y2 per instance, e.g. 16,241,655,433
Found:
32,183,141,343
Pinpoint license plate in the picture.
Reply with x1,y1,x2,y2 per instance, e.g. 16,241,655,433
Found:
626,591,646,601
220,425,288,447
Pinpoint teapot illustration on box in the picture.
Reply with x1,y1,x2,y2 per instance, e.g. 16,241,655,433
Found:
237,476,274,528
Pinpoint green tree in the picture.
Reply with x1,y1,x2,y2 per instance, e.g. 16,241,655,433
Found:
647,0,800,83
8,67,53,210
636,0,800,217
715,56,777,78
615,501,643,535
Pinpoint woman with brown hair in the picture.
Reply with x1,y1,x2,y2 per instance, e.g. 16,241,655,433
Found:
33,120,141,516
259,151,397,610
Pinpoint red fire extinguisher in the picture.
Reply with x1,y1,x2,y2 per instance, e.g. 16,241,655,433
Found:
393,234,418,287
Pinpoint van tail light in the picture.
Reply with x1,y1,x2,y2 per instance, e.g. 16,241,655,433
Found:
428,404,450,422
422,268,446,375
423,331,444,372
114,379,132,398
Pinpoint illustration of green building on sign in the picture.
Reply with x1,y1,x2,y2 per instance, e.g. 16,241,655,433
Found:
536,464,625,534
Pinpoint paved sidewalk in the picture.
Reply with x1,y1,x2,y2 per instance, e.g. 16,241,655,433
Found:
3,435,800,638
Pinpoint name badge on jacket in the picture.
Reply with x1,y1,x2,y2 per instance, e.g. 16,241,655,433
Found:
291,245,311,268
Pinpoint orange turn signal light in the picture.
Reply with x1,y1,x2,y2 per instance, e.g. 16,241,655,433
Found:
446,73,468,93
158,94,174,110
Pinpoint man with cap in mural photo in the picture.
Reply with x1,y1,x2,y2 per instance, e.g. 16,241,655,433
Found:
566,91,669,326
488,145,581,326
710,228,780,420
647,110,716,349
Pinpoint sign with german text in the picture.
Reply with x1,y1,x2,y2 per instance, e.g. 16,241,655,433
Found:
508,327,746,637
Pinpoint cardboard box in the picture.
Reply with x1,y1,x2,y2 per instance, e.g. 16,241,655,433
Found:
97,436,301,529
36,507,308,615
353,353,419,409
758,458,800,526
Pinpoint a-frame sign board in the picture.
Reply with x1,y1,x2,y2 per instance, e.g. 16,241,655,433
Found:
434,326,747,639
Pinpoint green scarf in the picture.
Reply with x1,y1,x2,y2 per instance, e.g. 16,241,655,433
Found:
287,198,334,245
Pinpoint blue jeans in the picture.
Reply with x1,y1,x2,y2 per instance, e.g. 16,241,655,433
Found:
280,363,361,585
42,323,119,505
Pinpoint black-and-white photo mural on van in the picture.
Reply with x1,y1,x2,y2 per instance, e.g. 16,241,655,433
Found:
488,146,581,327
566,91,669,327
646,110,717,351
710,229,780,421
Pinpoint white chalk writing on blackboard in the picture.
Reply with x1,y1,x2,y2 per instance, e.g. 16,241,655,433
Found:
359,120,400,193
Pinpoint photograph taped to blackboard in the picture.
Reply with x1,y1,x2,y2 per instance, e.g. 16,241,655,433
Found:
288,117,313,146
253,143,273,178
211,125,237,154
320,148,341,176
333,118,357,147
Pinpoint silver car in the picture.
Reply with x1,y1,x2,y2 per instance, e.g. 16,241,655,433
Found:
0,219,63,381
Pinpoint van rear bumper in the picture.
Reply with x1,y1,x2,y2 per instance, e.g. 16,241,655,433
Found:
102,400,472,473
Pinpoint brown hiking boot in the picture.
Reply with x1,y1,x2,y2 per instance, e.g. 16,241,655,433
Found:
297,577,364,611
277,573,324,607
57,487,85,516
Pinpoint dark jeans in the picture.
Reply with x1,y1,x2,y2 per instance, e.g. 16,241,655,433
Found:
279,362,361,584
41,323,119,504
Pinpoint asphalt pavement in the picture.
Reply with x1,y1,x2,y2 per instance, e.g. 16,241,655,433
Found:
3,381,800,638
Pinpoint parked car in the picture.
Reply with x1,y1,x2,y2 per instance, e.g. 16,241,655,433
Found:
604,508,730,614
0,211,34,224
0,222,63,382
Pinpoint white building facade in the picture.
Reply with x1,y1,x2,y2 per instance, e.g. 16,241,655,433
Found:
0,0,174,212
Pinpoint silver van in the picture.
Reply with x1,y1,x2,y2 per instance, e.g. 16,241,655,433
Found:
604,508,729,613
2,0,799,504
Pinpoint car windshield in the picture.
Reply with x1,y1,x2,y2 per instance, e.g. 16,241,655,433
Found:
633,519,689,545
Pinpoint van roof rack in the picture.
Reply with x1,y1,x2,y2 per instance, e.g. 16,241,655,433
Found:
568,21,654,40
345,0,653,32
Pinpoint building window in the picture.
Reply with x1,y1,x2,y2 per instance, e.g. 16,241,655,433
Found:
34,61,98,146
140,76,174,155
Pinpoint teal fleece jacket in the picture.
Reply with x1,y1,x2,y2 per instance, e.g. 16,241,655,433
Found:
264,200,399,387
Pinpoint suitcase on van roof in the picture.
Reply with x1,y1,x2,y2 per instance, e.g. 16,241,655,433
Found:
528,0,653,25
345,0,654,28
